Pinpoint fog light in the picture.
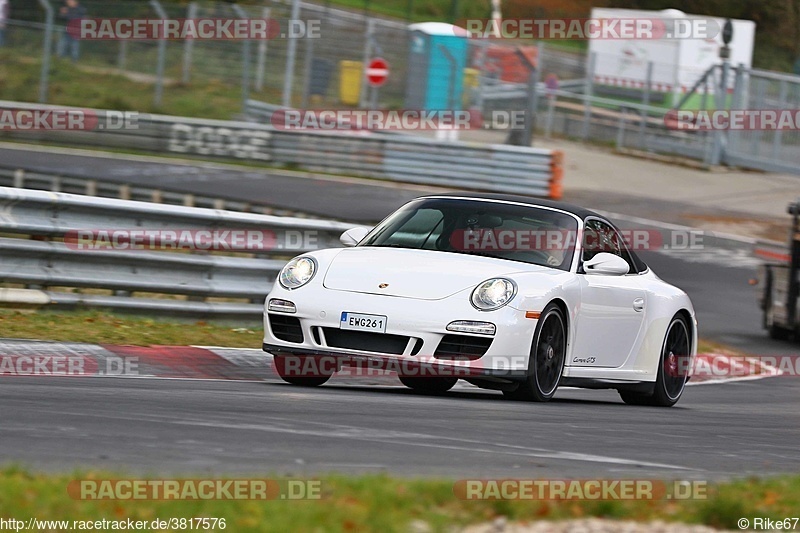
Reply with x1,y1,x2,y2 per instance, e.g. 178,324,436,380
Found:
268,299,296,313
446,321,496,336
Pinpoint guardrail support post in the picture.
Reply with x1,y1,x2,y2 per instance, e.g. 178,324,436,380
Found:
13,170,24,188
36,0,54,103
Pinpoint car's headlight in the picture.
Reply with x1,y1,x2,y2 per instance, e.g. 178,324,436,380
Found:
471,278,517,311
279,256,317,289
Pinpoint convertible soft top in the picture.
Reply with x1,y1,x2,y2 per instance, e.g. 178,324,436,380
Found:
420,193,602,221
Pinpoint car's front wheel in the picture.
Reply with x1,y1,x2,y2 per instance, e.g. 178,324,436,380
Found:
399,376,457,393
273,354,333,387
504,303,566,402
619,314,691,407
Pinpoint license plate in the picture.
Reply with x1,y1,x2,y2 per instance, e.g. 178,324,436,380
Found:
340,312,387,333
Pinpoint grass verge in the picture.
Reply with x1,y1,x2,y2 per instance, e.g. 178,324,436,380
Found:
0,51,281,120
0,467,799,532
0,309,733,354
0,309,262,348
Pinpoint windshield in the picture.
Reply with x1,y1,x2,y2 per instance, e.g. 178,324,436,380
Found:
359,198,579,271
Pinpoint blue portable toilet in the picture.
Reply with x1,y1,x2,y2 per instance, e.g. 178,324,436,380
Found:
405,22,468,110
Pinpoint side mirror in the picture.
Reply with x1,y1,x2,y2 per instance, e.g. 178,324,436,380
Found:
583,252,630,276
339,226,370,247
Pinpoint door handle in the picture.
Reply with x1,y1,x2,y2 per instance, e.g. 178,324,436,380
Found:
633,298,645,312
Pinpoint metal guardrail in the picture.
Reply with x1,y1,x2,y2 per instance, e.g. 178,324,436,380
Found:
0,100,564,199
0,187,353,317
0,166,305,217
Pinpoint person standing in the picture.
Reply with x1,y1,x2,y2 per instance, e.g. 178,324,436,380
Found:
57,0,86,62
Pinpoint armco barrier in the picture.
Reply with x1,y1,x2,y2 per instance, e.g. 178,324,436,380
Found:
0,100,563,198
0,187,352,317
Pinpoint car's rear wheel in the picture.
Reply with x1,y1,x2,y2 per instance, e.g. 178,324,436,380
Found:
504,303,566,402
398,376,457,393
273,354,333,387
619,314,691,407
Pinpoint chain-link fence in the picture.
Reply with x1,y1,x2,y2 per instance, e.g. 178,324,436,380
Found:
2,0,584,114
1,0,412,111
477,44,800,176
3,0,799,175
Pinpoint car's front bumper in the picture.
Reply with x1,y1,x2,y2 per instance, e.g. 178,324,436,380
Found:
262,285,539,376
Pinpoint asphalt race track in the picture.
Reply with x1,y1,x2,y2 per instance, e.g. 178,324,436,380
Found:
2,375,799,479
0,145,433,222
1,144,799,478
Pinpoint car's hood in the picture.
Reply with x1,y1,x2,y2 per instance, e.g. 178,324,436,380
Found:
322,247,540,300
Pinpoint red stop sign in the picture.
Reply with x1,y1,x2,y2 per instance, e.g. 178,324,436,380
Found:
366,58,389,87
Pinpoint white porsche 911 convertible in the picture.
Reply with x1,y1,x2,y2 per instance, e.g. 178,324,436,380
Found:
263,194,697,407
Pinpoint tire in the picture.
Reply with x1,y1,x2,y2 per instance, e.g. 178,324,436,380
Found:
504,303,566,402
765,295,792,340
619,314,691,407
273,354,332,387
618,390,654,406
399,376,457,393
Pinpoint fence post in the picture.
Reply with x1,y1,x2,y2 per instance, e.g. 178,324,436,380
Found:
638,61,652,142
544,93,556,139
616,108,626,149
772,79,788,159
36,0,54,103
300,25,315,108
232,5,252,113
581,52,596,141
726,63,746,159
182,2,198,84
282,0,301,107
359,17,375,107
708,62,730,166
117,40,128,71
149,0,168,108
254,7,271,91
